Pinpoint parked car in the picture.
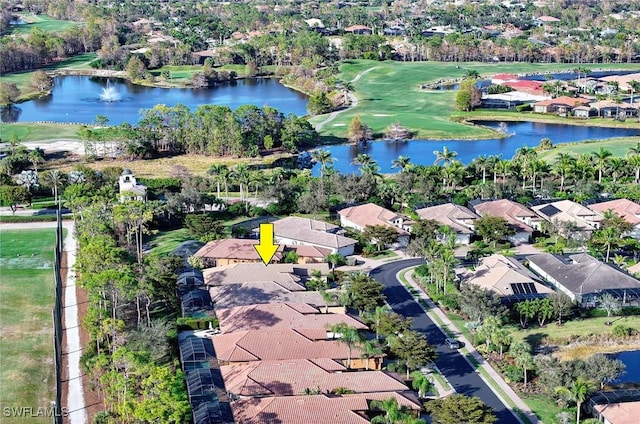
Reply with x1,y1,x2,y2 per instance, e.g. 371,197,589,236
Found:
445,338,460,349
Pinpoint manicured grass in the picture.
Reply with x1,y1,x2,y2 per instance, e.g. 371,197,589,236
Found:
309,60,640,140
520,393,567,424
0,229,61,423
146,228,193,258
537,136,640,161
0,123,82,142
507,315,640,344
0,53,97,101
453,110,640,129
6,14,79,35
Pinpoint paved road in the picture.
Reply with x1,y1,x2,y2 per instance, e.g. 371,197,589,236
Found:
370,259,519,424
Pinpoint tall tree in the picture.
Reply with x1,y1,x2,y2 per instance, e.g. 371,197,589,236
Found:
591,147,612,184
348,115,373,144
433,146,458,166
329,323,363,369
555,377,595,424
425,394,496,424
389,329,437,379
474,215,515,248
511,341,534,387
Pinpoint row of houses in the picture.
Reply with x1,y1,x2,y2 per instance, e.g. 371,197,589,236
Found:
178,242,424,423
413,198,640,246
461,253,640,307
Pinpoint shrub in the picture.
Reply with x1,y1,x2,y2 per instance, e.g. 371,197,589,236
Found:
516,104,532,112
503,364,523,383
612,324,636,337
176,317,219,331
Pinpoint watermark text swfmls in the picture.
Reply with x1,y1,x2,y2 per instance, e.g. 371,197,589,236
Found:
2,406,69,418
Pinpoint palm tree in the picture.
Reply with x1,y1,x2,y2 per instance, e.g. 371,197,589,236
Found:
27,148,44,173
370,398,412,424
433,146,458,166
463,69,481,79
391,155,411,171
591,147,612,184
627,154,640,185
42,169,66,206
511,341,534,388
410,370,433,398
608,157,626,185
329,323,363,369
361,340,384,370
488,154,501,184
472,155,491,185
496,159,511,187
628,80,640,104
206,164,229,199
555,378,595,424
552,153,575,192
231,163,251,210
351,153,378,176
311,148,336,178
514,146,537,191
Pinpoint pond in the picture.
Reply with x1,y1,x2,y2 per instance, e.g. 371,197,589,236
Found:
610,350,640,384
311,121,639,175
2,75,309,125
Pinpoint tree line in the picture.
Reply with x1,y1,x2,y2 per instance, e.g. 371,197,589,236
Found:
79,104,318,159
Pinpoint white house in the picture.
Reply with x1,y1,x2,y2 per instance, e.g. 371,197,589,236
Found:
414,203,478,245
118,169,147,202
338,203,411,248
270,216,357,257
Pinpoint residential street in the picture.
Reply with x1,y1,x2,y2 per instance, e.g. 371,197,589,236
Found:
370,259,520,424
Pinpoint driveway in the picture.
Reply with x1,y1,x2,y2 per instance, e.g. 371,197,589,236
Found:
370,259,519,424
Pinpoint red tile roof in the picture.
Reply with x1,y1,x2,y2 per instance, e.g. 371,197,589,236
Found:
217,302,367,334
231,392,421,424
339,203,410,235
415,203,478,235
211,329,363,363
534,96,590,107
473,199,539,233
502,80,544,95
588,199,640,225
221,359,405,397
195,238,284,262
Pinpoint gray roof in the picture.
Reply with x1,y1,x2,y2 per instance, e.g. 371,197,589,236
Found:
272,216,357,249
209,282,336,310
527,253,640,296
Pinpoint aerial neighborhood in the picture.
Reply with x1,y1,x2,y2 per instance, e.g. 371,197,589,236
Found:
1,1,640,424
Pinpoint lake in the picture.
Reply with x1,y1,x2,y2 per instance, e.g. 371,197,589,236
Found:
611,350,640,384
2,75,309,125
312,121,640,175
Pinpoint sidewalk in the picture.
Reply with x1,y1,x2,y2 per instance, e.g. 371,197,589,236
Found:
403,268,539,424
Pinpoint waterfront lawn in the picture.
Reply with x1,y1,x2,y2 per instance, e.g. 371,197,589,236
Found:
6,14,78,35
0,229,60,423
310,60,640,140
145,228,193,258
0,53,97,101
538,136,640,161
0,123,82,142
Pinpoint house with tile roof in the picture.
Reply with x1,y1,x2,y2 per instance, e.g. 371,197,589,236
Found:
211,328,371,369
589,100,638,118
216,302,367,334
415,203,479,245
231,392,422,424
531,200,602,237
588,198,640,239
344,25,372,34
527,253,640,306
339,203,411,248
203,262,311,291
471,199,542,244
209,281,343,312
221,359,404,398
461,254,554,303
270,216,358,256
194,238,284,267
533,96,590,115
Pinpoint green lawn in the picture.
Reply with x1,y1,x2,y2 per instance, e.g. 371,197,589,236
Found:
309,60,640,140
520,393,568,424
0,53,97,101
4,14,79,35
538,136,640,161
0,228,62,423
0,123,82,142
146,228,194,258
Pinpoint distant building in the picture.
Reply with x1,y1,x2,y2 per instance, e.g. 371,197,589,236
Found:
269,216,357,256
118,169,147,202
344,25,373,35
588,198,640,239
531,200,602,236
533,96,590,115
